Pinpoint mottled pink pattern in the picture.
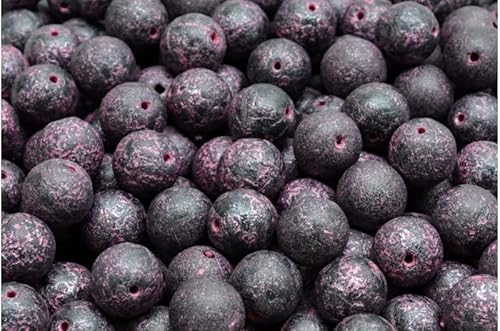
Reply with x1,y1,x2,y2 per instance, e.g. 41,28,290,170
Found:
341,0,390,43
422,260,475,308
11,63,79,127
247,38,311,99
443,275,497,330
217,138,285,199
23,116,104,177
315,256,387,323
213,0,269,61
24,24,80,70
39,262,92,314
91,242,164,318
278,195,349,266
2,213,56,283
432,184,497,259
336,313,395,331
277,177,335,211
21,158,94,227
388,118,457,187
69,36,137,98
294,110,362,181
447,92,497,145
104,0,167,50
228,83,295,142
2,282,50,330
162,126,198,176
166,245,233,298
1,44,28,98
274,0,337,51
217,65,249,97
373,216,443,288
170,278,245,330
2,9,42,49
160,13,227,74
166,68,231,133
382,294,440,330
147,186,211,260
81,190,146,254
342,229,374,259
320,35,386,98
336,159,407,232
208,188,278,259
48,0,111,20
112,130,181,198
49,300,115,330
137,65,173,104
99,82,167,145
230,250,302,326
454,141,497,194
191,136,233,199
1,160,25,212
479,240,497,277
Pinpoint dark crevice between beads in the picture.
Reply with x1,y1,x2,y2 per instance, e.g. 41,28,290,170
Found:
154,84,165,94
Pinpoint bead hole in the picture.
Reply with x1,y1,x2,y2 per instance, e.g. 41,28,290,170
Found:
308,3,317,11
273,61,282,71
417,127,426,134
317,100,326,106
6,291,16,298
140,101,150,110
1,171,6,179
403,253,416,266
154,84,165,94
211,218,221,232
468,52,480,63
49,75,59,83
163,153,173,163
456,113,465,122
284,106,294,119
335,135,346,148
59,321,69,331
431,26,438,36
357,11,364,20
129,285,139,294
67,165,76,172
204,250,215,258
149,27,159,37
51,30,59,36
210,31,219,44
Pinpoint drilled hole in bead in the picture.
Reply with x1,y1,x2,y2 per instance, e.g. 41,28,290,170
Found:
211,218,221,233
67,165,76,172
60,1,70,12
308,3,317,11
335,135,346,148
468,52,480,63
49,75,59,83
417,127,426,134
317,100,326,106
129,285,139,294
357,11,364,20
6,291,16,298
163,153,173,163
204,250,215,258
149,27,159,37
284,106,294,120
51,30,59,36
456,113,465,123
273,61,282,71
431,26,438,37
140,101,150,110
210,31,219,44
154,84,165,94
59,321,69,331
403,253,416,266
1,171,6,179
